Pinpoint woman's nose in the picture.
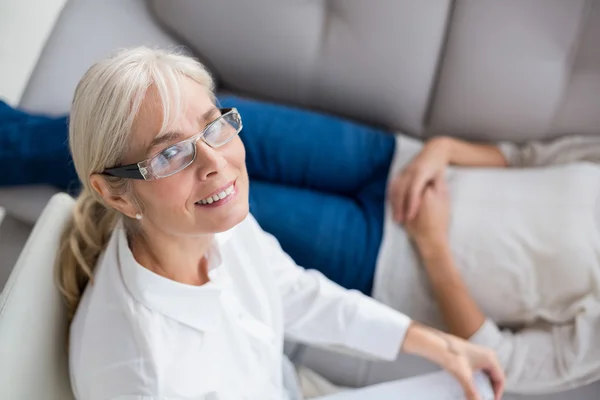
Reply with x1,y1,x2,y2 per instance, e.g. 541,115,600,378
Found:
194,140,228,179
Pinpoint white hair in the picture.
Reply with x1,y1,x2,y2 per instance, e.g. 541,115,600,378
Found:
56,47,216,321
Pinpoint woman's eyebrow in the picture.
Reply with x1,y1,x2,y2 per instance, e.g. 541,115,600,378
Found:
201,107,220,125
145,131,184,154
145,107,219,154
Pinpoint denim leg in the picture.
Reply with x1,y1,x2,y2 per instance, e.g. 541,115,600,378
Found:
219,96,398,293
0,101,76,191
249,180,383,294
219,95,396,196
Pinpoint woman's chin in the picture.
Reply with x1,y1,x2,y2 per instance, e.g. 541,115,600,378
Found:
195,200,249,233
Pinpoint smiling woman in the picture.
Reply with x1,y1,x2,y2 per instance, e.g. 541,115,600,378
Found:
55,47,504,400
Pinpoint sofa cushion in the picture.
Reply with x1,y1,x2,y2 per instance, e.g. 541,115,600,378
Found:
149,0,452,136
18,0,182,115
428,0,599,140
150,0,600,141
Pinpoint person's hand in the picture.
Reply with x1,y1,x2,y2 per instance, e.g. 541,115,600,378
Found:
404,178,450,246
389,137,451,223
403,323,505,400
441,332,505,400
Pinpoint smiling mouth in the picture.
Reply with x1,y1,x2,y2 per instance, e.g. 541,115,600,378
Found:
196,182,235,205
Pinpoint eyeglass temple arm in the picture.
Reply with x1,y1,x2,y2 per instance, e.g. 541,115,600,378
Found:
102,164,145,180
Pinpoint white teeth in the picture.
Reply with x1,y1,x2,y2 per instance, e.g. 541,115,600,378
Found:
197,184,235,205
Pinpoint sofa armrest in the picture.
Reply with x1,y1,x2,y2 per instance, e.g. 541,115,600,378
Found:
0,185,60,225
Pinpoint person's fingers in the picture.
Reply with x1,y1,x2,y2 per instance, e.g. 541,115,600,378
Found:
388,177,400,211
389,178,401,222
485,360,506,400
456,372,481,400
430,175,448,199
388,176,401,217
406,173,429,221
388,174,402,199
392,175,410,222
435,174,448,191
492,376,505,400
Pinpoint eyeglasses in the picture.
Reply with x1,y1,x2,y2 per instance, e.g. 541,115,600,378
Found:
102,108,242,180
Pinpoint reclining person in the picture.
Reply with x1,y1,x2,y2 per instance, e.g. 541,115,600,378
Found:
220,97,600,395
2,51,599,394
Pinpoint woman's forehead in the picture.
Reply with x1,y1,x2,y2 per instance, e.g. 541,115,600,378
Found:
131,80,214,155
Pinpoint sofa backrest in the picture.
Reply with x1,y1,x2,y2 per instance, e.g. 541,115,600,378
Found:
18,0,600,142
149,0,600,141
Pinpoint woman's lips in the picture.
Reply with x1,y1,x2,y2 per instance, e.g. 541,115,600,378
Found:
195,181,237,208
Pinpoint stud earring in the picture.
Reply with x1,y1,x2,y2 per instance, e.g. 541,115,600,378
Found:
135,213,143,220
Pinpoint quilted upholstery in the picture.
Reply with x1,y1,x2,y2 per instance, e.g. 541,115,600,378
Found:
149,0,451,136
150,0,600,140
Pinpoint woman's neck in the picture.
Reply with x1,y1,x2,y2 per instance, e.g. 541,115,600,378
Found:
130,226,214,286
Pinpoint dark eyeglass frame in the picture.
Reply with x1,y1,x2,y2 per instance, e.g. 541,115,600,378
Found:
102,107,241,180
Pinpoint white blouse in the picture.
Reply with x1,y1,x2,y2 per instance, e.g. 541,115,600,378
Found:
374,134,600,394
69,214,411,400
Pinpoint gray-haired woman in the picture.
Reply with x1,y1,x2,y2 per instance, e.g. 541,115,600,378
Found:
55,47,503,400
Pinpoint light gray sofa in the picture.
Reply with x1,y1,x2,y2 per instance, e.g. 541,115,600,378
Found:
1,0,599,399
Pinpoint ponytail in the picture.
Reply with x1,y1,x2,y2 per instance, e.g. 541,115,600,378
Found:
55,189,118,322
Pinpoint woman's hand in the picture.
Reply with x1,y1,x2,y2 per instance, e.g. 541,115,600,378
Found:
389,137,451,223
390,136,508,223
441,332,505,400
404,177,450,246
403,323,505,400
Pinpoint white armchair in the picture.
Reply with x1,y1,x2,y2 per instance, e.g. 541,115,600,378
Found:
0,193,75,399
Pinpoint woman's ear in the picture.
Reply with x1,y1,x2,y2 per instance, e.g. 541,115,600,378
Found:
89,174,138,219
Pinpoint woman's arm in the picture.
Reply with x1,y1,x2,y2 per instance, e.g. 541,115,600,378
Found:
425,134,600,168
413,237,486,339
404,178,486,338
431,136,508,168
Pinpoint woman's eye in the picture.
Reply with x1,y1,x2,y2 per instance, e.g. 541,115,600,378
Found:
161,146,180,160
209,121,223,136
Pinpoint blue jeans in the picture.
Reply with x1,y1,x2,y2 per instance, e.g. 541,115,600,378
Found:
0,101,76,192
220,97,396,294
0,98,395,294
